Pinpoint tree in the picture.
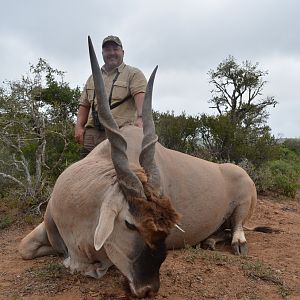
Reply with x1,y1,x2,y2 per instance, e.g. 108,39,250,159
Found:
208,55,277,127
0,59,81,205
202,56,278,164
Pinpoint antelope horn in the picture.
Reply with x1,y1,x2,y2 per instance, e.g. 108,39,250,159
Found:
88,36,145,199
139,66,161,192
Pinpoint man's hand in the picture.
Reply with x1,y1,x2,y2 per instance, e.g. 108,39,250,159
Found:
75,124,85,145
75,105,90,145
133,93,144,128
134,116,143,128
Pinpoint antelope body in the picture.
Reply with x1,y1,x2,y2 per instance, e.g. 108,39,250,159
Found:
19,37,257,298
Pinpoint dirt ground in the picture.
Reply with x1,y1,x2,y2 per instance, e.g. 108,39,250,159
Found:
0,194,299,300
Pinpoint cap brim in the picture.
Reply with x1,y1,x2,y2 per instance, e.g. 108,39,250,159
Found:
102,41,122,47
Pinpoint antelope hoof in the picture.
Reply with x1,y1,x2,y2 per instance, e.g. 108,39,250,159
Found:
232,242,248,256
202,238,216,251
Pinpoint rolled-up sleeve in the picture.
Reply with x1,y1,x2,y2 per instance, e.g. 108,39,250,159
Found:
129,68,147,97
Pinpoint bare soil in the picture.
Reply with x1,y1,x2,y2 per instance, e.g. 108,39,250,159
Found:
1,194,299,300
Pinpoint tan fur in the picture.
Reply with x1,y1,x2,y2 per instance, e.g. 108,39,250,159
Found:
19,125,259,298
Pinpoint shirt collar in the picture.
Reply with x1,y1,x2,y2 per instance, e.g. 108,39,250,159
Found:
102,62,126,75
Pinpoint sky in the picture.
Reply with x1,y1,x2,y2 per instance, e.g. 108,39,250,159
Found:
0,0,299,138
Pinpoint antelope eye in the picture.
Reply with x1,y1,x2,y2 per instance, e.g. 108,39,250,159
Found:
125,220,137,231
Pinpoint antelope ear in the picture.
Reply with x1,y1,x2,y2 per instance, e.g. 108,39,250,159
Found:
94,206,117,251
94,185,124,251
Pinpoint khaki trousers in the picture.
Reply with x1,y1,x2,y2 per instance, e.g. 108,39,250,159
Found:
80,127,107,159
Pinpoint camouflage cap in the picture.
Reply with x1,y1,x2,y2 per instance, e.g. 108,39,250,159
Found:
102,35,123,48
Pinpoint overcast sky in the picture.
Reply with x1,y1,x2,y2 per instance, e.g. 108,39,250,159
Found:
1,0,299,138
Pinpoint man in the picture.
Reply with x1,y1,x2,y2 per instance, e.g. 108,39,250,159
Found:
75,35,147,158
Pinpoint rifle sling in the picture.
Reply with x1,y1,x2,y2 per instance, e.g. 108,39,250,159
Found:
92,71,131,112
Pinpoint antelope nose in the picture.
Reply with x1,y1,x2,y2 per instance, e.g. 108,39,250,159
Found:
136,286,157,298
130,283,158,299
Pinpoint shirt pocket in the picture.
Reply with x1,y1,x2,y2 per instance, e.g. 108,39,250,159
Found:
112,80,129,100
86,89,95,103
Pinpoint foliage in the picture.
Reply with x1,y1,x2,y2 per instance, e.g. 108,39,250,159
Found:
283,138,300,156
208,55,277,124
237,159,274,194
267,146,300,197
202,56,278,165
197,113,279,165
238,146,300,197
154,109,280,167
0,58,81,205
153,111,202,155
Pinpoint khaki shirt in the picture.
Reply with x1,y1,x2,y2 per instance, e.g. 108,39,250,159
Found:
79,63,147,128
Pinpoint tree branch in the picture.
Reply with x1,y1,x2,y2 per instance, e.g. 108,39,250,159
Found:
0,172,25,188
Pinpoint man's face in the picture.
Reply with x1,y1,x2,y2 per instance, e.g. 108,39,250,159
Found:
102,42,124,71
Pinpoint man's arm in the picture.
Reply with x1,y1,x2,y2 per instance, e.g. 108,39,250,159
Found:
133,92,145,128
75,105,90,145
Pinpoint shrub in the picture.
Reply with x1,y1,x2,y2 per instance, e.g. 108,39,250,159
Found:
267,159,300,198
238,159,274,194
238,154,300,198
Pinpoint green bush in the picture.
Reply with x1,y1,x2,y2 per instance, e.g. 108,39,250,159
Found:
238,159,274,194
238,150,300,198
283,138,300,156
267,159,300,198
